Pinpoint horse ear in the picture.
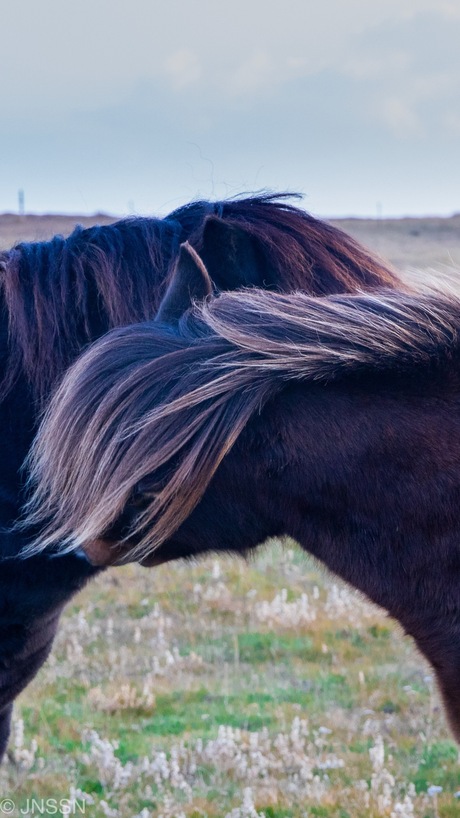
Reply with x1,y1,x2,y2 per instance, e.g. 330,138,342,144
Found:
156,242,213,324
199,216,272,289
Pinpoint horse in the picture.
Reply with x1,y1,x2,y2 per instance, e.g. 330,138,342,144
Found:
26,250,460,744
0,194,398,760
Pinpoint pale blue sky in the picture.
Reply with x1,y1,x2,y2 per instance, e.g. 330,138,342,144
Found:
1,0,459,217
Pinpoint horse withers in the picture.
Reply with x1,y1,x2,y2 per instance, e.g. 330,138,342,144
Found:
27,248,460,743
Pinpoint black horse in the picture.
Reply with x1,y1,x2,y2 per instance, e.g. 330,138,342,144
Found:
0,194,398,760
28,250,460,744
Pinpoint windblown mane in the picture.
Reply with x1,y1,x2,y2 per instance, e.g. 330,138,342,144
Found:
0,193,398,402
25,286,460,558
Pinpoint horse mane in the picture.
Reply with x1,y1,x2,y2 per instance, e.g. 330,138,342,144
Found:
0,217,182,402
173,193,399,294
0,193,399,403
24,285,460,559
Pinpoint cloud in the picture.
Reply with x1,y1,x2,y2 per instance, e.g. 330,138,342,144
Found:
342,51,412,81
163,50,202,91
377,96,421,138
228,51,273,96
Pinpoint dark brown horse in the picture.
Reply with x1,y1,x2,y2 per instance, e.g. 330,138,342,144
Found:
0,195,398,760
26,253,460,743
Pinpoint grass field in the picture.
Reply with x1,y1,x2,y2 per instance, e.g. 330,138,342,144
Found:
1,211,460,816
1,544,459,817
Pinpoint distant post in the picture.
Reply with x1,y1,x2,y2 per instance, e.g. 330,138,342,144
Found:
18,189,25,216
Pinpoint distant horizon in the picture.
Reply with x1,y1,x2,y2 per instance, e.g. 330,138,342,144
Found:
1,204,459,222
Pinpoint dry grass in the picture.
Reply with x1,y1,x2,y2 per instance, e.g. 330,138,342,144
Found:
0,213,116,250
1,544,459,816
336,214,460,273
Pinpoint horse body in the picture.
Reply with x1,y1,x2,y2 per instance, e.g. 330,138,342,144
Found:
0,195,396,759
169,367,460,739
28,279,460,742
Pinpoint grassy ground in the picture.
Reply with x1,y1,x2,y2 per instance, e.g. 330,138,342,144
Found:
1,543,459,817
336,214,460,273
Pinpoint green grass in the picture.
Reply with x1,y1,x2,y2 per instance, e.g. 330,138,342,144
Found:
1,541,459,816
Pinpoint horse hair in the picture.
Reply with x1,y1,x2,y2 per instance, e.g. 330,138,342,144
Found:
0,194,398,403
24,285,460,558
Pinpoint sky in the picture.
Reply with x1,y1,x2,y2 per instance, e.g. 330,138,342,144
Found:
1,0,460,218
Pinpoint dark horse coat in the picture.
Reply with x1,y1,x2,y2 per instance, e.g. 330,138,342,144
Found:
0,195,398,760
28,273,460,744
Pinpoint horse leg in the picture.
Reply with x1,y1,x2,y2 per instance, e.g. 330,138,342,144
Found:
0,548,101,764
0,607,63,762
0,703,13,762
423,641,460,743
435,666,460,743
404,616,460,743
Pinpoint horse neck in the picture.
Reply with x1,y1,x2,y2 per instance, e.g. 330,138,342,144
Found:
183,366,460,620
257,374,459,587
